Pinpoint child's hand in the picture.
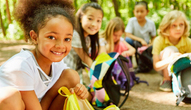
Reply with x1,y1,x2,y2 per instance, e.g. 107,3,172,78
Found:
121,51,132,57
70,84,89,99
140,39,147,46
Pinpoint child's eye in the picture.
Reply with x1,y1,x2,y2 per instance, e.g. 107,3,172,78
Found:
172,25,176,28
88,18,92,20
180,23,184,27
97,20,102,23
48,36,55,40
65,38,71,42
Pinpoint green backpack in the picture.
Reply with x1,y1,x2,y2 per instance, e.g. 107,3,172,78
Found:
168,53,191,106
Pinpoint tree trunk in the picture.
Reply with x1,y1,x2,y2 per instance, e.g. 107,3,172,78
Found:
74,0,77,11
0,11,6,37
6,0,12,24
13,0,17,8
90,0,98,2
112,0,121,17
169,0,174,9
174,0,179,10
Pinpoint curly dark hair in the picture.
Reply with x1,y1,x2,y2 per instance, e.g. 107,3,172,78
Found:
14,0,75,42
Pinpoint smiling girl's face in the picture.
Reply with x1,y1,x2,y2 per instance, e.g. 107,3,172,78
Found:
30,15,73,63
80,7,103,37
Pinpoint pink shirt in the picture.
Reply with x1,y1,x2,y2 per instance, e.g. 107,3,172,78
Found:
114,41,128,54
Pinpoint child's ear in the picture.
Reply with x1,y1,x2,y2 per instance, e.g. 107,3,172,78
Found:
30,30,38,44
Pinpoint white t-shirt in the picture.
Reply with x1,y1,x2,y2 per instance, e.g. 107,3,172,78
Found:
125,17,156,43
0,49,69,100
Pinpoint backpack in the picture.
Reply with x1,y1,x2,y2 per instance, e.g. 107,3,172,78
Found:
168,53,191,106
88,52,148,109
134,41,153,72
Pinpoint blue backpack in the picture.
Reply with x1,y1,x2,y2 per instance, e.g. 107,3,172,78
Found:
168,53,191,106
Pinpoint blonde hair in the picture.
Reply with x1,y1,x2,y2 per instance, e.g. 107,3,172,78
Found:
100,17,124,53
158,10,190,37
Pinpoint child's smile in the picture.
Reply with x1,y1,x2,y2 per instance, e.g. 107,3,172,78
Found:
81,7,103,37
51,51,65,55
31,16,73,64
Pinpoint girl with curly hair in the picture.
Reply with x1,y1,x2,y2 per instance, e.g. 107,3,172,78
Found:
0,0,91,110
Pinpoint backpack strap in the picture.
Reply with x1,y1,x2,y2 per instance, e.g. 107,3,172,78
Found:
176,87,189,106
118,55,149,86
175,70,190,106
131,72,149,86
116,56,130,108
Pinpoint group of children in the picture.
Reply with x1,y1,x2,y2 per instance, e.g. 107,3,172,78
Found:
0,0,190,109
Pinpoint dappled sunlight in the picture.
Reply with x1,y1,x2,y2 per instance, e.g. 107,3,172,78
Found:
1,45,34,51
129,90,191,108
0,41,34,66
130,91,176,105
0,58,8,66
1,41,191,110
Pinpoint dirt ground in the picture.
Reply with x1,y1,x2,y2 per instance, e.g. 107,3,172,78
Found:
0,40,191,110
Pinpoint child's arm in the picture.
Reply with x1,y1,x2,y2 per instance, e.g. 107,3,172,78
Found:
73,47,93,68
153,55,169,71
148,36,156,46
121,40,136,57
98,37,107,54
125,32,147,46
98,45,107,54
20,91,42,110
153,53,182,71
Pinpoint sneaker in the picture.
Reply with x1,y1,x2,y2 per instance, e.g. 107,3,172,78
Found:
159,80,172,92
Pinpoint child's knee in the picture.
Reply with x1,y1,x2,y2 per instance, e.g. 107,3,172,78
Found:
0,87,25,110
60,69,80,88
160,46,179,60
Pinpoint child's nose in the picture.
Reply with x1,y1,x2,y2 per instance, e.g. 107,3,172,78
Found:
55,41,66,49
177,25,181,30
92,20,97,26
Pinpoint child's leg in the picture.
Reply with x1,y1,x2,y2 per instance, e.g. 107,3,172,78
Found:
40,69,90,110
160,46,179,81
40,69,79,110
159,46,179,91
162,68,171,81
125,37,134,47
0,87,25,110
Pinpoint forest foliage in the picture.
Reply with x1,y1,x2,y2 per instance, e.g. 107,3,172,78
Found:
0,0,191,39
